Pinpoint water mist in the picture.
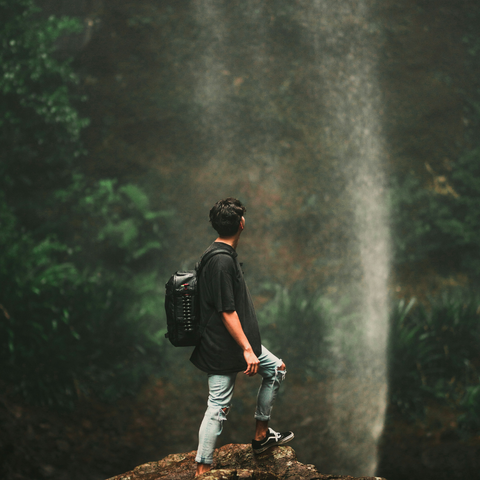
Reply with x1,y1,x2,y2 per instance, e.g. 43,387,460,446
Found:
191,0,390,476
300,0,390,475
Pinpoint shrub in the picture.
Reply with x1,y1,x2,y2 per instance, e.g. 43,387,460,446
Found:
258,283,362,380
0,183,171,408
389,292,480,433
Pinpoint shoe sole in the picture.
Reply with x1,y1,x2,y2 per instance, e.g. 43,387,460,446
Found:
253,432,295,454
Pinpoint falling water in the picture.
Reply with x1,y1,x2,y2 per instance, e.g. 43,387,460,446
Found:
300,1,390,475
191,0,389,476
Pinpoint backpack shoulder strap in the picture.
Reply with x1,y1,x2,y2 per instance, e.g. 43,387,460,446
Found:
196,248,235,273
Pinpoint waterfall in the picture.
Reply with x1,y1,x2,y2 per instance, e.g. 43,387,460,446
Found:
300,0,390,475
191,0,390,476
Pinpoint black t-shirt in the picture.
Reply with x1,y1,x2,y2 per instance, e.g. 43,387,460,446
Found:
190,242,262,374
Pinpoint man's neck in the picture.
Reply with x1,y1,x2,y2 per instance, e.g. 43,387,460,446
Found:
215,236,240,250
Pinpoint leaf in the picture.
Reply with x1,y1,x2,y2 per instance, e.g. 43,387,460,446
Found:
132,241,162,259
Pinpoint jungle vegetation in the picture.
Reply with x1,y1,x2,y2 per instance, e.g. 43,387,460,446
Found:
1,0,480,440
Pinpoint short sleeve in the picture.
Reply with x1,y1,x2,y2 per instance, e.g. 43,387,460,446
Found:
208,256,237,313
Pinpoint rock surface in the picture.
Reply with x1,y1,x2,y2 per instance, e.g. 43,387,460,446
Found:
106,444,385,480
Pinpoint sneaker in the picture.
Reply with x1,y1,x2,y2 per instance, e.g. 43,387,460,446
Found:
252,427,295,454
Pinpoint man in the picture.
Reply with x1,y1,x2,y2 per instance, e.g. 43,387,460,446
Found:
190,197,294,477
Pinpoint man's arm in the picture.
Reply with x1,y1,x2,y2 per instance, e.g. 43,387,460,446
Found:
221,310,260,376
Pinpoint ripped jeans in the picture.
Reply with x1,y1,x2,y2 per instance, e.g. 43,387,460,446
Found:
195,345,286,464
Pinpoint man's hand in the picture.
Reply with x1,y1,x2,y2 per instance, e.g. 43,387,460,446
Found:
243,348,260,376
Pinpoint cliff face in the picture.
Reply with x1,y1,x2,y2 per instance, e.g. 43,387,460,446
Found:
106,444,385,480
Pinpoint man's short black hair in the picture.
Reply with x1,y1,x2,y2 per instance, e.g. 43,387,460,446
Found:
209,197,246,237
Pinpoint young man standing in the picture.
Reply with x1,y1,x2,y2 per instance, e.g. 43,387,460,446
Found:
190,198,294,477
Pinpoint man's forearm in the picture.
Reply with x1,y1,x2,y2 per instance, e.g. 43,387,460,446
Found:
221,310,253,351
221,310,259,376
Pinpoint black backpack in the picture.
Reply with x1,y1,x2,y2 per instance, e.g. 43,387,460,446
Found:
164,248,234,347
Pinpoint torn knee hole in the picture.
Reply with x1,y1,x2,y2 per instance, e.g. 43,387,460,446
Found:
275,367,286,382
216,406,230,421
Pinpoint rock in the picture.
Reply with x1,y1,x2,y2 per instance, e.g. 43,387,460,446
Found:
106,444,386,480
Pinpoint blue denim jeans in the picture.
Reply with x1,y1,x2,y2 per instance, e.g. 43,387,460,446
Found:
195,345,285,464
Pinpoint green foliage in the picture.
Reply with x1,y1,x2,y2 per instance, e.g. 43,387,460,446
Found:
390,149,480,276
390,5,480,280
0,189,170,408
389,293,480,434
0,1,173,407
0,0,88,218
258,284,329,379
260,284,480,436
459,385,480,433
53,175,173,270
258,283,361,380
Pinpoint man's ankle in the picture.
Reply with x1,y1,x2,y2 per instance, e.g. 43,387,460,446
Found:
254,420,269,441
195,462,212,476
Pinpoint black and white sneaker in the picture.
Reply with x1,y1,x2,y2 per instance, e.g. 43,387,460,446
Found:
252,427,295,454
